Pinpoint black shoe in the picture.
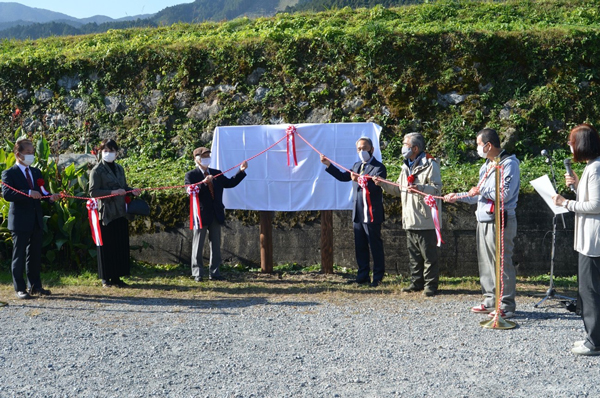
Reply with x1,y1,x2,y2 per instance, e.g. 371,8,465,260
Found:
194,276,203,282
423,288,437,297
102,280,112,288
401,284,423,293
370,280,381,288
16,291,31,299
29,287,51,296
114,279,130,288
209,275,225,281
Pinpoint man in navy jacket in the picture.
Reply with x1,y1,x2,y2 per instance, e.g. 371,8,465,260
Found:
185,147,247,281
321,137,387,287
2,138,60,299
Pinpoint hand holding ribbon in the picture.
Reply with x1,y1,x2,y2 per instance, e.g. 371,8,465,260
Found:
186,184,202,230
357,175,374,223
86,199,103,246
424,195,444,246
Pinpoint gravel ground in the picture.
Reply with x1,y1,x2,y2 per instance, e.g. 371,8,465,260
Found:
0,289,598,398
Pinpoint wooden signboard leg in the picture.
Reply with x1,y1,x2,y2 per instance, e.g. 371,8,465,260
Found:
260,211,273,273
321,210,333,274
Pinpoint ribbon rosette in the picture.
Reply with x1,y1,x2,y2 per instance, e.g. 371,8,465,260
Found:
424,195,444,247
186,184,203,230
36,178,50,195
286,125,298,167
357,175,374,223
86,199,103,246
407,174,415,185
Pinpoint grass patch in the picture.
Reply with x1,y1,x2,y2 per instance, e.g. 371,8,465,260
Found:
0,261,579,300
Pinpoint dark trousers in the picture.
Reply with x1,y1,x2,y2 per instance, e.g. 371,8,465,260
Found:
406,229,439,290
191,219,222,278
578,253,600,350
353,222,385,283
11,225,43,292
97,217,131,281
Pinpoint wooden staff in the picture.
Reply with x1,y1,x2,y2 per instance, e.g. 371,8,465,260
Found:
481,160,516,329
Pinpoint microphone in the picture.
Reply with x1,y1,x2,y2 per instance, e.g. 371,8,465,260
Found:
564,158,576,192
541,149,550,163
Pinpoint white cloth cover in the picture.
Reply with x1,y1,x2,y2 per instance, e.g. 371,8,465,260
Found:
210,123,382,211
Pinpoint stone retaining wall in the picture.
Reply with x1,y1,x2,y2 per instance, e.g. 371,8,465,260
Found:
130,194,578,277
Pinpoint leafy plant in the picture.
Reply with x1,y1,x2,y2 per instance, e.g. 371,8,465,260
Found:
0,129,94,270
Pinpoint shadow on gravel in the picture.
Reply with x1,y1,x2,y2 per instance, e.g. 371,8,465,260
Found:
14,294,321,314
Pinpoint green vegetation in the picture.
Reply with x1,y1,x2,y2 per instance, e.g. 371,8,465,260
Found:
1,0,598,162
0,0,598,270
0,130,93,270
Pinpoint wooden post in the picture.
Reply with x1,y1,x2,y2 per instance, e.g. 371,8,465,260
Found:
260,211,273,273
320,210,334,274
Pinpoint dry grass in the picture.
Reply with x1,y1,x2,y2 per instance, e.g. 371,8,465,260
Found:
0,269,577,304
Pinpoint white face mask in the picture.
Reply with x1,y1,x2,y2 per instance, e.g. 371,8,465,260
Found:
20,153,35,166
200,157,211,167
569,144,574,154
401,146,412,159
102,151,116,163
477,144,487,159
358,150,371,163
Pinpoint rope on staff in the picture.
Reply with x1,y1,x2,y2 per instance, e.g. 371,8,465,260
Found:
493,163,508,328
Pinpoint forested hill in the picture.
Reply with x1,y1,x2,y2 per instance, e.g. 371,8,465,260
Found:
0,0,289,39
2,0,600,167
0,0,422,40
153,0,283,24
286,0,422,13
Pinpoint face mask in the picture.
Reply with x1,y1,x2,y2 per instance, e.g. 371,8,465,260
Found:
103,151,116,163
200,157,211,167
358,151,371,163
20,154,35,166
569,144,574,154
477,144,487,159
401,146,412,159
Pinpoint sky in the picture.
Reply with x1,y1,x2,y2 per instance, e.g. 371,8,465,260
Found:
12,1,195,19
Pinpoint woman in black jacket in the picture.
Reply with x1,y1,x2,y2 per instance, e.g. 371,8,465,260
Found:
89,139,141,287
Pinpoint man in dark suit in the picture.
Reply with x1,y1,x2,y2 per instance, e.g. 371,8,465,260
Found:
185,147,248,281
321,137,387,287
1,138,60,299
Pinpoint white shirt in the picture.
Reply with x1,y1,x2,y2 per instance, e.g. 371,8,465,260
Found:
16,162,34,195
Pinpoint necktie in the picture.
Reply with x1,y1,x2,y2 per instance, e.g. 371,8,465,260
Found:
25,167,34,189
205,170,214,199
360,163,366,175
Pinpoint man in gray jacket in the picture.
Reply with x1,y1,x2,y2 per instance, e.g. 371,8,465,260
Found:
375,133,442,296
445,128,520,319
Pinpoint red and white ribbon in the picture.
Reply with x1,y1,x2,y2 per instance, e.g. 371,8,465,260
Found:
187,185,203,230
86,199,103,246
286,125,298,167
424,195,444,246
357,175,374,223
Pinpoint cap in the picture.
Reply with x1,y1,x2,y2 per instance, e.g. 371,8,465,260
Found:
193,147,211,157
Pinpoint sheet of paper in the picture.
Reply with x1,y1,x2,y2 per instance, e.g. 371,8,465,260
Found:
530,174,569,214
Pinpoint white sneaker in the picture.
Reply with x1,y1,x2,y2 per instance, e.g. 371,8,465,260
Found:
573,340,586,348
488,309,515,319
572,344,600,356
